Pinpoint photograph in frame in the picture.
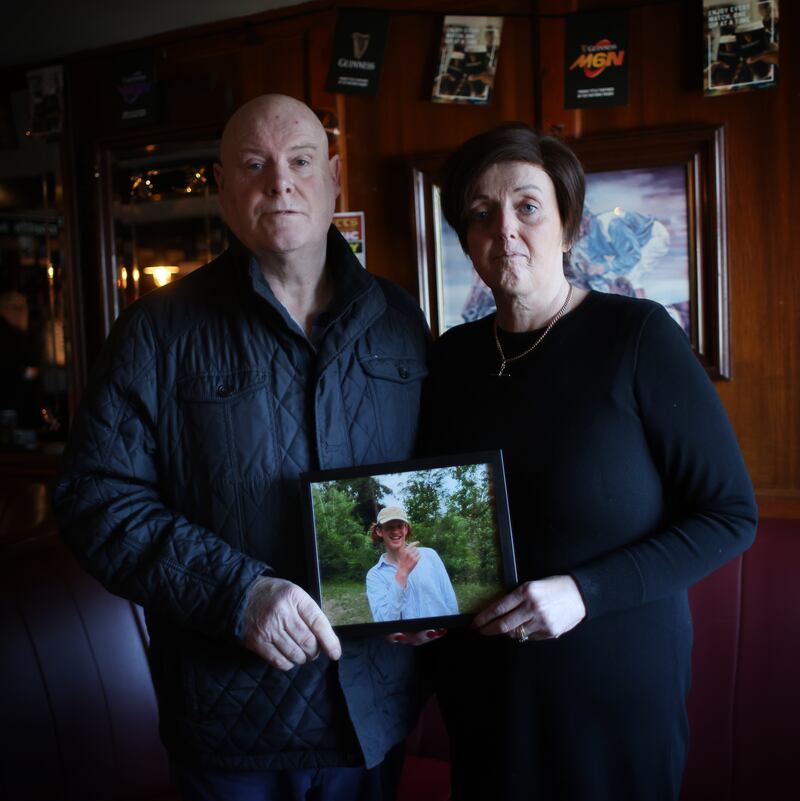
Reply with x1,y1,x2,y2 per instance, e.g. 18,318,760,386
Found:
703,0,778,97
431,16,503,105
300,451,516,635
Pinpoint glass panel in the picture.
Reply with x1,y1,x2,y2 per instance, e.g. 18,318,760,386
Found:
109,142,226,318
0,88,70,450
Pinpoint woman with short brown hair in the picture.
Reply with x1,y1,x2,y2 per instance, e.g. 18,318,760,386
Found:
421,123,757,801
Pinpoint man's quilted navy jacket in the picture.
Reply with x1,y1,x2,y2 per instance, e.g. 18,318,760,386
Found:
53,228,429,770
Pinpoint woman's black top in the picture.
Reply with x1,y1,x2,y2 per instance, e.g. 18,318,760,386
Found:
420,291,757,801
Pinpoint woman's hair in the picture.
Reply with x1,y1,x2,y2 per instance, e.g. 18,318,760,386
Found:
370,521,414,545
438,122,585,253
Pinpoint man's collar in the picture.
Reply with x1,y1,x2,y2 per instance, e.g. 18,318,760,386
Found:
322,223,372,318
229,224,383,340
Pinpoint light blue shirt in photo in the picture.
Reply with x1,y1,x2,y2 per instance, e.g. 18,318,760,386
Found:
366,546,459,622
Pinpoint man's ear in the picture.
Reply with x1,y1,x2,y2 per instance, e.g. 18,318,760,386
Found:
329,154,342,198
213,163,227,219
213,162,225,193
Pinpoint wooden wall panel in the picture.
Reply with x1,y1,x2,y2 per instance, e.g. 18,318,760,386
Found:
342,1,536,294
542,1,799,511
53,0,798,510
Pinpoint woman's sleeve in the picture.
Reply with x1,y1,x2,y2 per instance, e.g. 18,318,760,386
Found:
570,306,758,619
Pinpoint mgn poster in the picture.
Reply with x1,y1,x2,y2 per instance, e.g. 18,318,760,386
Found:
565,10,629,109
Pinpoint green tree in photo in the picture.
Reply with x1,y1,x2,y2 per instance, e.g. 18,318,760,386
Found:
337,476,391,529
403,468,445,526
446,464,500,583
312,484,376,581
400,464,502,585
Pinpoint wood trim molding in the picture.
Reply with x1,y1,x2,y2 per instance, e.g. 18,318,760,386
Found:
755,493,800,521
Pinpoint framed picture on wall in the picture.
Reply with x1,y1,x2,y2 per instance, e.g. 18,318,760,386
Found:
411,125,730,379
411,154,488,338
300,451,517,635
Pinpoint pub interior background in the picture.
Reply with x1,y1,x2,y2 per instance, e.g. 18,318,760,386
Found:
0,1,797,800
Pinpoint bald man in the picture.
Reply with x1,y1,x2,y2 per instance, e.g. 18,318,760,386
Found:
54,95,430,801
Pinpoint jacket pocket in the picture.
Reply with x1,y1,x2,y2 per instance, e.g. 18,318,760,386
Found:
176,371,278,484
359,356,427,385
359,356,427,458
174,371,279,546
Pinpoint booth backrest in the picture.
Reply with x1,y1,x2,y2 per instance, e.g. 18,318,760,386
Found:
2,519,798,801
682,517,800,801
399,519,800,801
0,535,176,801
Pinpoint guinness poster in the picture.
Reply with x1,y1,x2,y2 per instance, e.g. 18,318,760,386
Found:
565,10,629,109
703,1,778,97
114,49,157,127
325,9,389,96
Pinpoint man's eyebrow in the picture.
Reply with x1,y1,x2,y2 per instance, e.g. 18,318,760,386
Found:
237,141,320,157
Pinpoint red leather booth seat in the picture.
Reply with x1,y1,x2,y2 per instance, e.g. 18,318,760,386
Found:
398,696,451,801
2,519,798,801
683,517,800,801
0,536,176,801
399,517,800,801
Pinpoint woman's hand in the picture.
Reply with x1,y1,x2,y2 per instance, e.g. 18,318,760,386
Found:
385,628,448,647
473,575,586,641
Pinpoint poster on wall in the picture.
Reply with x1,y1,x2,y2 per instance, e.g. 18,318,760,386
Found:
333,211,366,268
564,9,629,108
26,65,63,136
325,8,389,96
114,49,157,127
703,0,779,96
432,16,503,105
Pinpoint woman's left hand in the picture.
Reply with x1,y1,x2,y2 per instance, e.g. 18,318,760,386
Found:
473,575,586,641
385,629,448,646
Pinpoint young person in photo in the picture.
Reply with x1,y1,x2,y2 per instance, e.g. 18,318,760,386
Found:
366,506,459,623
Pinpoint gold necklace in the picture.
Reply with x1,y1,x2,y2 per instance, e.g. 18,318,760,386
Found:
491,283,574,378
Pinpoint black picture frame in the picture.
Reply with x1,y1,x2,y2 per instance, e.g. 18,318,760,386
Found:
300,450,516,635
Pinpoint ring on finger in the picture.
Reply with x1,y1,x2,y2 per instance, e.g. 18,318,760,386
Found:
515,624,529,643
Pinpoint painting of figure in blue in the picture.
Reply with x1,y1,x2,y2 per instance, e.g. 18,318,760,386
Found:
566,165,691,335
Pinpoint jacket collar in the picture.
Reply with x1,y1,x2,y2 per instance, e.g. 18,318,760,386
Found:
231,225,386,349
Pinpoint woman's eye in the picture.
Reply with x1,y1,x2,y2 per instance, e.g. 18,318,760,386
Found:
469,208,489,222
521,202,537,215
